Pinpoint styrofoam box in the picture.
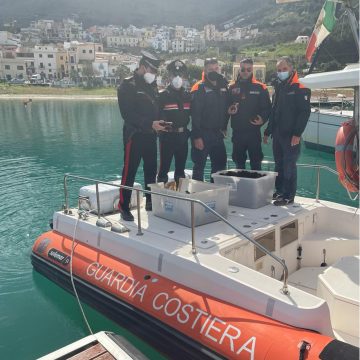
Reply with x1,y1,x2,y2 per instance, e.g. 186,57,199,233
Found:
149,178,229,227
212,169,277,209
79,180,143,214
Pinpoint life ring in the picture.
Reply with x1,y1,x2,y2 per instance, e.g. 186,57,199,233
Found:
335,119,359,193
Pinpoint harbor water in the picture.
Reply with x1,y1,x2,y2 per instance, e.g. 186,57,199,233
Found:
0,99,354,359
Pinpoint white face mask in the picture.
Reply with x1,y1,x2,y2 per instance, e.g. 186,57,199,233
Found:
171,76,183,89
277,71,290,81
144,72,156,84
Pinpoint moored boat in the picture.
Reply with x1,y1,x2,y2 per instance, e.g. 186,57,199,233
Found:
301,64,358,153
31,169,359,359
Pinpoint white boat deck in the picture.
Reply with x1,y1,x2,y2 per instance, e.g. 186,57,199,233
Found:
53,195,359,344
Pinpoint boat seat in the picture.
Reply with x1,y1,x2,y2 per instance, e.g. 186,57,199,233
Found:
288,267,328,296
317,256,359,345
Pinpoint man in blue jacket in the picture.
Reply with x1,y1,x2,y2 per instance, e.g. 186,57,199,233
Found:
264,56,311,206
228,58,271,170
191,58,228,181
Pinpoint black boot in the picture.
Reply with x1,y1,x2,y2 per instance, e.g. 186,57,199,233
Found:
145,200,152,211
119,208,134,221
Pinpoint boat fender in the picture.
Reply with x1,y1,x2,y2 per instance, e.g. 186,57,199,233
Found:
335,119,359,193
298,340,311,360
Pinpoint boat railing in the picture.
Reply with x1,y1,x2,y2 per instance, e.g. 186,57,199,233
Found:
63,173,291,295
257,160,357,201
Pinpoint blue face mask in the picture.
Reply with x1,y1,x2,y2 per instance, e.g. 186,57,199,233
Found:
277,71,290,81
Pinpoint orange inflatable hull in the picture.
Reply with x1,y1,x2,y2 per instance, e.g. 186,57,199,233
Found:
32,231,336,359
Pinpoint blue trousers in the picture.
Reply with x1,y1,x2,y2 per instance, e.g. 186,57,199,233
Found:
232,131,263,170
272,130,300,200
191,129,227,182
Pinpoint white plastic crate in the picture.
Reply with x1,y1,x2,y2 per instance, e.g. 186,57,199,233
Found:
212,169,277,209
166,169,192,182
149,178,229,227
79,180,143,214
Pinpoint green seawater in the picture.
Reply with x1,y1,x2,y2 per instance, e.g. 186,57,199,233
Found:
0,100,354,359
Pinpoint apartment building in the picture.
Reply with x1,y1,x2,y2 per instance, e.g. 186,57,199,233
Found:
204,24,216,42
0,47,34,80
33,45,57,78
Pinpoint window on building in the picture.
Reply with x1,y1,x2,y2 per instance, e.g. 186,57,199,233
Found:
5,65,10,70
40,62,44,68
60,56,63,60
17,65,24,70
39,54,43,58
98,47,101,51
48,54,53,58
70,56,74,63
89,50,93,54
82,50,86,53
48,63,52,67
49,69,52,73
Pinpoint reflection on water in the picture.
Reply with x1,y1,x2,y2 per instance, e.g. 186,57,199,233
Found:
0,99,354,359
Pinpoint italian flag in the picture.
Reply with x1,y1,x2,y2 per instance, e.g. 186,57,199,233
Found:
306,0,339,61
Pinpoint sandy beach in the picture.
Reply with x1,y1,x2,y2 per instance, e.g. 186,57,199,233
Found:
0,94,117,101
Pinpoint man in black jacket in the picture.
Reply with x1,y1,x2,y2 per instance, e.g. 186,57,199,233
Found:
191,58,228,181
228,58,271,170
157,60,191,185
117,51,167,221
264,56,311,206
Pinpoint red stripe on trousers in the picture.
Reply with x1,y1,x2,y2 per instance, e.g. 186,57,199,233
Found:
158,141,163,180
119,139,132,209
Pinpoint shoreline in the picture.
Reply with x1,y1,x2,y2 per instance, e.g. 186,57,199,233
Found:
0,94,117,101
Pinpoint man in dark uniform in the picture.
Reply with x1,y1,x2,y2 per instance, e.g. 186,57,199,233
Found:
117,51,167,221
157,60,191,185
191,58,229,181
228,58,271,170
264,56,311,206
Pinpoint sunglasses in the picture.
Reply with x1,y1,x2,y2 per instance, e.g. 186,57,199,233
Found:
205,57,218,65
240,68,252,73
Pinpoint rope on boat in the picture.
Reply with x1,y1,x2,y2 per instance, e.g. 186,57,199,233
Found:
70,215,94,335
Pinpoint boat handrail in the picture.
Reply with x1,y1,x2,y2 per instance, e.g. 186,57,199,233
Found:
63,173,291,295
258,160,358,202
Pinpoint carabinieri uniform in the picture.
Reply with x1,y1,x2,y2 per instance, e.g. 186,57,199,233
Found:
157,85,191,184
117,70,159,213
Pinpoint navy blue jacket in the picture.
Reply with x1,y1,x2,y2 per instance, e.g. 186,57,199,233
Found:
229,76,271,133
264,72,311,137
191,77,229,139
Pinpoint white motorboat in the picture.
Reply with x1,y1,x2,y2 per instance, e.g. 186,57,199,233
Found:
301,64,358,152
31,167,359,360
303,108,353,152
